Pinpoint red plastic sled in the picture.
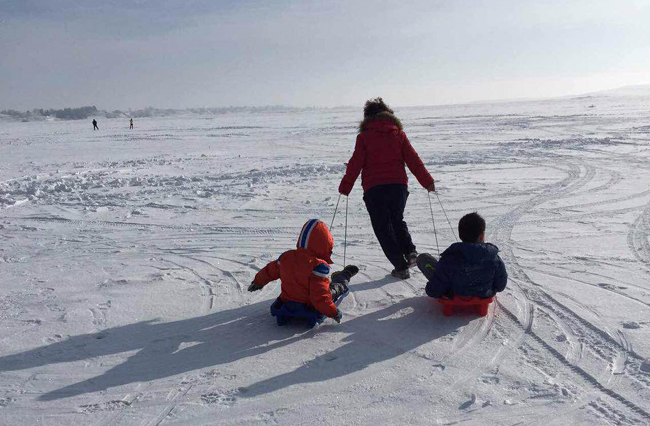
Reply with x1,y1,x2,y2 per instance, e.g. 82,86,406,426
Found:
438,296,494,317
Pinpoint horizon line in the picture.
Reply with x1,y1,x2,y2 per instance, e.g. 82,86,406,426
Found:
2,83,649,114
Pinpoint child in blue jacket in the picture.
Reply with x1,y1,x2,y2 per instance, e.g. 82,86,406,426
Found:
417,212,507,298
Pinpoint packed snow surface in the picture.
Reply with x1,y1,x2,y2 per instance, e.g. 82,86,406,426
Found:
2,94,650,425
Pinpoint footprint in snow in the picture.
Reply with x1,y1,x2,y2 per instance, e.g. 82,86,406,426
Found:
79,400,129,413
0,397,15,408
200,387,248,407
597,283,627,291
622,321,641,329
459,393,477,409
480,375,500,385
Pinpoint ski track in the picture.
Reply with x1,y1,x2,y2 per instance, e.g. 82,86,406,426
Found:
628,198,650,271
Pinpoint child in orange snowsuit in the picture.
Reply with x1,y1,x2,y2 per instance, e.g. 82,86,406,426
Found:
248,219,356,323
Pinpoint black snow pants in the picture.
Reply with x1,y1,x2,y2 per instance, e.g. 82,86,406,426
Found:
363,183,415,270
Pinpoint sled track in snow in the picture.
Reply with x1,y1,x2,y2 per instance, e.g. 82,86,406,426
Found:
486,154,648,403
514,280,650,391
576,146,650,168
7,215,297,236
627,198,650,271
160,254,256,311
522,265,650,309
445,300,499,362
487,152,650,419
539,186,650,216
478,165,624,213
518,205,647,227
497,303,650,421
145,383,196,426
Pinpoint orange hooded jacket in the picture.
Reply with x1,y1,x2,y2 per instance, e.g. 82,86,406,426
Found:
252,219,338,318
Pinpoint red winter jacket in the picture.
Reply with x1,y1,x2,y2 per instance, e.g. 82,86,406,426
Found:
252,219,338,318
338,113,434,195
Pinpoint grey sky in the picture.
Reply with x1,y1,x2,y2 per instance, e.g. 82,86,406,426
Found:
1,0,649,110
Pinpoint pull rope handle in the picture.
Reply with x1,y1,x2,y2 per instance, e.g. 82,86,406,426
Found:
427,192,440,256
435,191,458,242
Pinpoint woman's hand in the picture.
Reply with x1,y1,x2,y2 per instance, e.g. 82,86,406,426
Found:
427,182,436,192
247,282,263,292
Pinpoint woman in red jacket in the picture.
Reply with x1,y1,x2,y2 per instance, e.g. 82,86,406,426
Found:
338,98,435,279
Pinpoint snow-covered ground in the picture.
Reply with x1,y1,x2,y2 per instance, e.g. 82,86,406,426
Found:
2,94,650,425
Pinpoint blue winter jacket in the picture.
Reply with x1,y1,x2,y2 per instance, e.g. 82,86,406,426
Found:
425,242,507,299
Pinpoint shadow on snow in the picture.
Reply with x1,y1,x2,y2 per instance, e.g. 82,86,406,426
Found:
0,290,469,401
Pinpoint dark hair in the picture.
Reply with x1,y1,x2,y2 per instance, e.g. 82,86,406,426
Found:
458,212,486,243
363,97,393,118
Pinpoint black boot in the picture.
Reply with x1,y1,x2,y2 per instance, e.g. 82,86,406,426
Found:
331,265,359,284
416,253,437,280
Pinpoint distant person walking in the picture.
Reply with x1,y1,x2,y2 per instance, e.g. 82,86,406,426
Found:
129,118,134,129
338,97,436,279
92,119,99,130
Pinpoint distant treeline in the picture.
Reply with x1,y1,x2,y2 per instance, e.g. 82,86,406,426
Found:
1,105,343,122
0,106,98,121
108,106,325,118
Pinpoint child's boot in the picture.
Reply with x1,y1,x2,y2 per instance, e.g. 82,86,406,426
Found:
391,267,410,279
416,253,438,280
331,265,359,284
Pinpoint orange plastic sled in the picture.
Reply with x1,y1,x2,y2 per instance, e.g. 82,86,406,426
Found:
438,296,494,317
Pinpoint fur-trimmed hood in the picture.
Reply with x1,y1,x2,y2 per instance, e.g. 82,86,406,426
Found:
359,111,403,133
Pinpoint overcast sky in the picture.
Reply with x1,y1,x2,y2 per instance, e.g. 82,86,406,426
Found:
1,0,649,110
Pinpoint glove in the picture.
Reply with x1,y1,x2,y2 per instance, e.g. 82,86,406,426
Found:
338,181,352,196
247,282,263,292
333,309,343,323
427,182,436,192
